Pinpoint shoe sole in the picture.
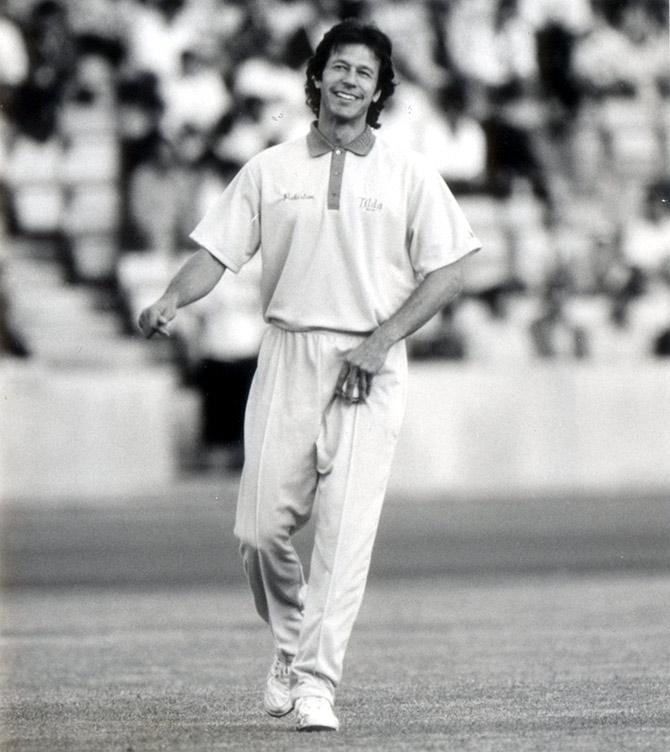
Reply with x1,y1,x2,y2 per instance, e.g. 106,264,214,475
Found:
297,725,338,732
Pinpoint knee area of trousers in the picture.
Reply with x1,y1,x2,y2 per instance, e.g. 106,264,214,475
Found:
236,523,288,555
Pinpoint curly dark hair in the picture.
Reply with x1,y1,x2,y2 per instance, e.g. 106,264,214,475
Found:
304,19,396,130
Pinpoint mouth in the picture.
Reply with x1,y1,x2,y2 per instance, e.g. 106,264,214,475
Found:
334,91,358,102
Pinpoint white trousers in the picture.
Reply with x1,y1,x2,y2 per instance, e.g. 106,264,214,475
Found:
234,325,407,703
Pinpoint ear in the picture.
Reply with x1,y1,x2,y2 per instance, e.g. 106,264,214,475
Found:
372,89,381,103
314,78,321,89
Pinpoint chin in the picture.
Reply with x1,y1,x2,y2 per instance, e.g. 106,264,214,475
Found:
329,102,365,120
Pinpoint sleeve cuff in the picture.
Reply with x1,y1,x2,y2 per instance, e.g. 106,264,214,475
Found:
188,230,243,274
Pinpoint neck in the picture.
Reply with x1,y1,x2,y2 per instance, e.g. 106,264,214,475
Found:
317,112,367,147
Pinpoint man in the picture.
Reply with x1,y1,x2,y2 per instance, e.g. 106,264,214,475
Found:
139,19,480,732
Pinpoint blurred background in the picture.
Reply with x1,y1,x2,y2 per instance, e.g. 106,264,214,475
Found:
1,0,670,587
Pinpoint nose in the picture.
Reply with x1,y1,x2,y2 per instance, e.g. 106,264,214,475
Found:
341,68,356,86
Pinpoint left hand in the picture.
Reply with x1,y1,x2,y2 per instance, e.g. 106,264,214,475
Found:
334,336,390,404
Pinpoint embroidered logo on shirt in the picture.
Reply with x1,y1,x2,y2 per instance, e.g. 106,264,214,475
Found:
359,197,383,212
283,192,315,200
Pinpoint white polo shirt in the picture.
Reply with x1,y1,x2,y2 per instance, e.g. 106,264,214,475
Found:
190,123,481,334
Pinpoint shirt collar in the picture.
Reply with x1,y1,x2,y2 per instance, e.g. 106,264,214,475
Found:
306,122,376,157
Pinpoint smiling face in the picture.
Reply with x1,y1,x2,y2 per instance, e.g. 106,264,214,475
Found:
316,43,381,132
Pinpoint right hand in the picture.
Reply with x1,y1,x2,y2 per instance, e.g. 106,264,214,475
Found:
138,294,177,339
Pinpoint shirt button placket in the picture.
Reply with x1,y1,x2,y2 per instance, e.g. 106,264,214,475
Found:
328,149,345,211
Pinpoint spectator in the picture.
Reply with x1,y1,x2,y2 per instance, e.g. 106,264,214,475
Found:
624,255,670,359
4,0,669,371
0,289,30,358
621,179,670,279
128,126,207,254
653,328,670,356
382,76,486,190
432,78,487,190
212,96,271,168
67,0,126,69
367,0,446,91
231,53,309,146
529,269,589,358
651,259,670,357
574,2,667,100
0,8,29,181
12,0,75,142
170,0,245,69
122,0,196,87
0,245,30,358
189,256,264,471
607,263,646,330
444,0,550,205
446,0,537,91
255,0,319,68
117,72,164,249
161,48,232,137
572,0,667,196
518,0,592,34
0,9,29,91
482,84,550,205
535,21,584,132
377,77,441,152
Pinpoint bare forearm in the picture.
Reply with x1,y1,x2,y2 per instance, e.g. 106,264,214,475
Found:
138,248,226,338
371,262,463,350
335,260,465,403
162,248,226,308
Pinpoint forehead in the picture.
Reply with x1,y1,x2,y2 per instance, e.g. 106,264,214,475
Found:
327,43,380,71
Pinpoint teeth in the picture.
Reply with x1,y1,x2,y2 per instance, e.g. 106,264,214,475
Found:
336,93,356,100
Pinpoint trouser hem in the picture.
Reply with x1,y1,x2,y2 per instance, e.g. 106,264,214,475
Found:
291,684,334,704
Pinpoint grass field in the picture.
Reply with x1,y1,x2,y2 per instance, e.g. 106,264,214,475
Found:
2,476,670,750
3,476,670,588
2,573,670,752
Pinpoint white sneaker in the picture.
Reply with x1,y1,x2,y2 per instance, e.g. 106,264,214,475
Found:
295,696,339,732
263,655,293,717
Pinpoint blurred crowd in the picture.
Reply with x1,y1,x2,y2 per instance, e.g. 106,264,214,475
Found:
1,0,670,463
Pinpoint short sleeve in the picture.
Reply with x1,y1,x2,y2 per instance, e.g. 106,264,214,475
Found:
189,160,261,273
407,161,481,279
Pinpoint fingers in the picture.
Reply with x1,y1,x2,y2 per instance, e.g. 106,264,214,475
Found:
335,362,372,404
149,323,171,339
152,314,171,338
335,362,349,396
344,369,361,403
360,368,372,397
335,362,358,403
138,308,172,339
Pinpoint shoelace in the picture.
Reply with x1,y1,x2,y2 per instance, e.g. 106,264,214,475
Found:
268,657,290,682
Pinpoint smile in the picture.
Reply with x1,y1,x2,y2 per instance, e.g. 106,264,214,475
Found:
334,92,358,101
